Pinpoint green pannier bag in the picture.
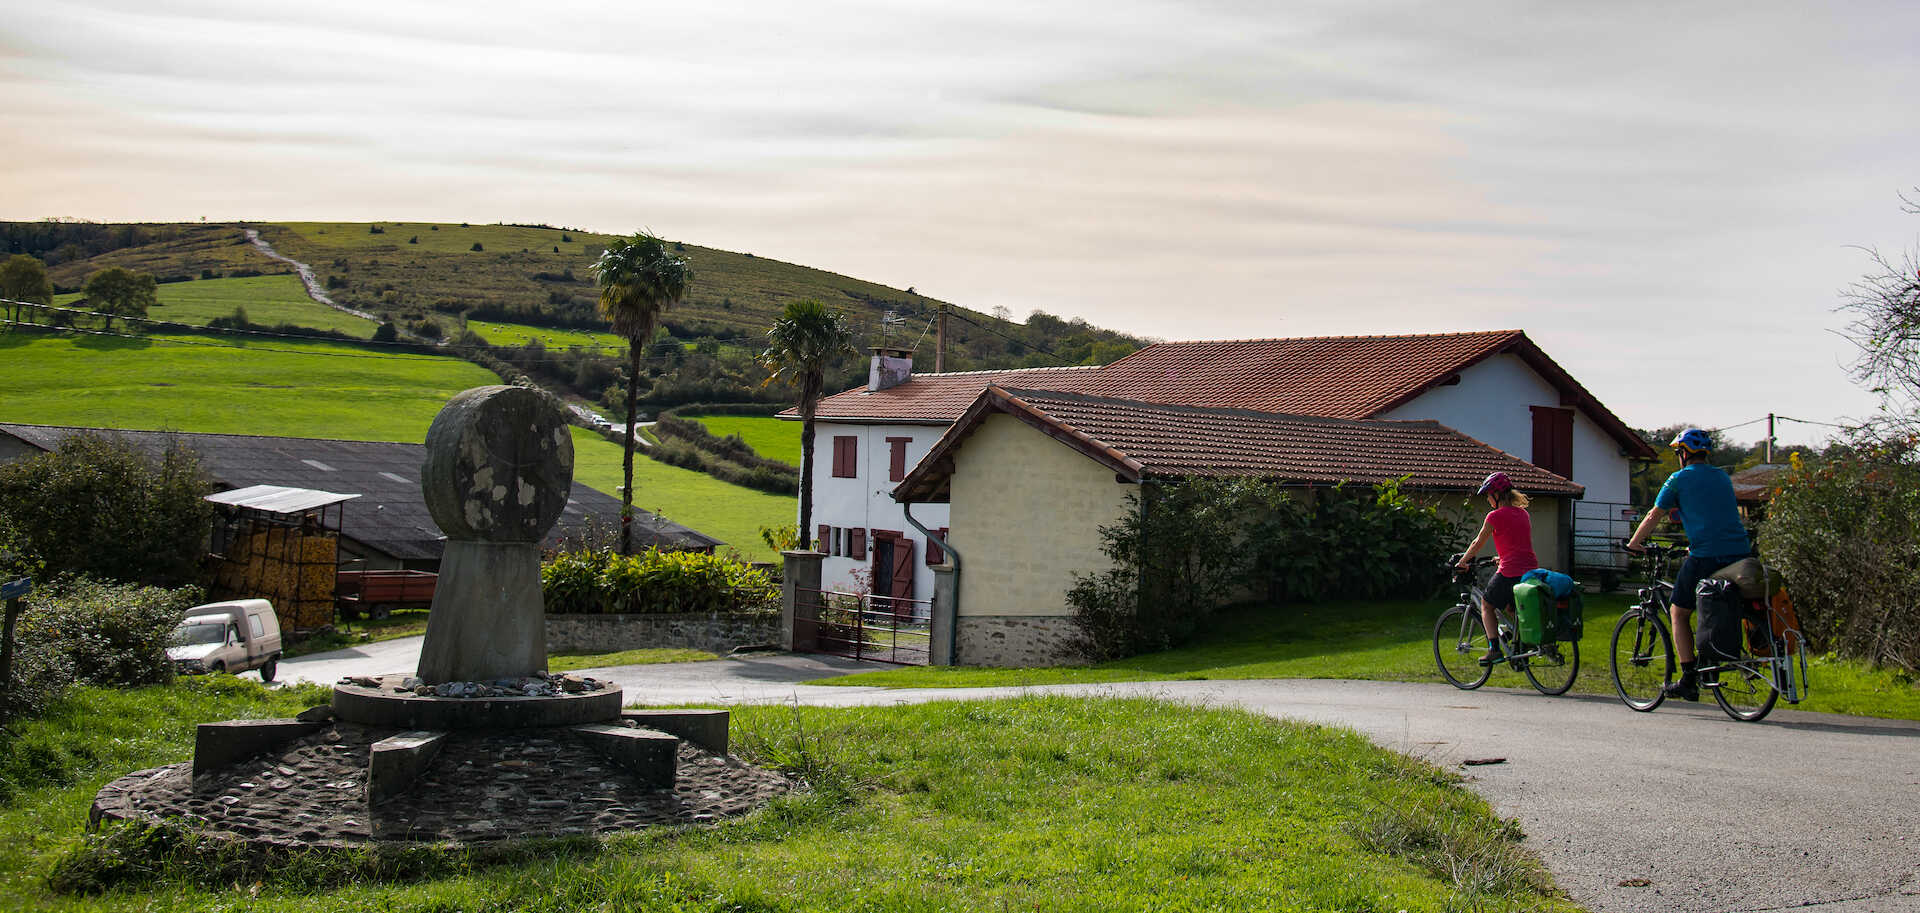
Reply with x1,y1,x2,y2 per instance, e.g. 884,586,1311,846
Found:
1512,580,1551,645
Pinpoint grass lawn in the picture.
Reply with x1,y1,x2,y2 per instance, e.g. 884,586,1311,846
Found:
58,276,377,337
570,428,792,564
548,647,717,671
282,610,432,657
687,414,801,465
822,595,1920,721
0,331,498,442
2,682,1577,912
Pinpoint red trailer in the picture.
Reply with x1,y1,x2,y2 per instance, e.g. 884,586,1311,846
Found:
335,569,437,620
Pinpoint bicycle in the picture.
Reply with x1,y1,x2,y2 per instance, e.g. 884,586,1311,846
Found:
1433,554,1580,695
1608,540,1809,722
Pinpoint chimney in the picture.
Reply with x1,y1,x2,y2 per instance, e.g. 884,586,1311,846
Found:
868,346,914,392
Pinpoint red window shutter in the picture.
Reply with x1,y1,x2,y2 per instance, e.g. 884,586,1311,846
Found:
926,528,947,566
850,527,867,560
887,437,910,482
1530,406,1574,479
833,436,857,478
892,538,915,598
816,524,829,553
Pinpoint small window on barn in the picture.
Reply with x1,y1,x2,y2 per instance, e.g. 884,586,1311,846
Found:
849,527,867,560
832,436,858,478
887,437,911,482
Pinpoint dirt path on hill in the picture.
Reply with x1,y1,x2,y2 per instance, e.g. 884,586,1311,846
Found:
241,228,383,323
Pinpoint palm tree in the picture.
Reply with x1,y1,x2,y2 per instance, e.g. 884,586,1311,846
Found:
761,299,857,551
594,232,693,554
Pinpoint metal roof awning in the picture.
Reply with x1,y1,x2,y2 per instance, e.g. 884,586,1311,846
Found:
205,484,361,515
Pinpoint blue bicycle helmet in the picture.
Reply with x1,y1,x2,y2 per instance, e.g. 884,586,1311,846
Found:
1670,428,1712,455
1476,471,1513,495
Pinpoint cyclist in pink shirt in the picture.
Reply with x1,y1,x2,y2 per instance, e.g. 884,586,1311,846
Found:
1454,471,1539,665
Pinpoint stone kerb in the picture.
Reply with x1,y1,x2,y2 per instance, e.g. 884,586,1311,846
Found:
544,610,780,656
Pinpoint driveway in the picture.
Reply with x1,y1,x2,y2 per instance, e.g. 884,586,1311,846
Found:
284,640,1920,912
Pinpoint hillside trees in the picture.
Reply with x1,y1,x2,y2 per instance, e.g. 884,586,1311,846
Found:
595,232,693,554
1,254,54,324
82,266,157,331
760,299,858,551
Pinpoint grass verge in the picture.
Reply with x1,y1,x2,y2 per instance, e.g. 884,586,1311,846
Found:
549,648,717,671
5,684,1578,912
819,595,1920,721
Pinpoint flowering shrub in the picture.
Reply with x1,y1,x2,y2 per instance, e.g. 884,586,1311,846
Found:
541,548,778,615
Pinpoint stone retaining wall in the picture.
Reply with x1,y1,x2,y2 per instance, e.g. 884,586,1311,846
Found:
954,615,1084,667
545,612,781,656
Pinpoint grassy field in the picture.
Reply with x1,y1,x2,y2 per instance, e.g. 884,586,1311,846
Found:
0,331,497,442
2,682,1577,912
570,428,791,563
464,319,623,350
686,414,801,465
823,595,1920,721
55,276,377,337
0,331,792,559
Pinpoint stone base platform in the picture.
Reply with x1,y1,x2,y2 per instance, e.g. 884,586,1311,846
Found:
92,718,789,847
332,674,624,729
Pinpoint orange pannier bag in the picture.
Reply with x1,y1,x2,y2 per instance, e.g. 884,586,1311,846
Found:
1745,589,1802,657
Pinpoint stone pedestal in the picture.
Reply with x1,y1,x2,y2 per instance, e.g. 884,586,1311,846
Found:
417,541,547,682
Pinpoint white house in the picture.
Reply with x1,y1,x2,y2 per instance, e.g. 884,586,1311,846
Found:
784,331,1656,605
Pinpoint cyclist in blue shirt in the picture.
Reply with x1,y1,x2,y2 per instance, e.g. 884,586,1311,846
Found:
1624,428,1752,701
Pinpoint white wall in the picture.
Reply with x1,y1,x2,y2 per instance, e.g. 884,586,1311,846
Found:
1377,353,1635,538
801,419,950,601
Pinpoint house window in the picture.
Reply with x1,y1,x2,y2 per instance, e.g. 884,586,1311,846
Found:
849,527,867,561
1531,405,1574,479
926,527,949,566
832,435,858,478
887,437,911,482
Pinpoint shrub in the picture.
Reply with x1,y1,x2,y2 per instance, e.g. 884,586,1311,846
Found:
0,433,215,587
1249,478,1457,604
1758,436,1920,671
542,548,777,615
1,579,197,721
408,236,419,244
470,242,483,252
372,321,398,342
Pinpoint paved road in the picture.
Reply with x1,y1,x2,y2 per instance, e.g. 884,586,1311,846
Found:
284,640,1920,913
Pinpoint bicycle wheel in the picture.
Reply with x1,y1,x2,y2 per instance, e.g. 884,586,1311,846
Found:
1710,658,1780,722
1434,605,1493,690
1523,637,1581,695
1610,608,1672,711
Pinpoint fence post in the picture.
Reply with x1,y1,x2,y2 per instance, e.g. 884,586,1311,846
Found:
781,550,823,652
930,563,957,666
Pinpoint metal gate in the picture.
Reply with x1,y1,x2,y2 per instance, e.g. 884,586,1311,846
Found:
792,587,932,665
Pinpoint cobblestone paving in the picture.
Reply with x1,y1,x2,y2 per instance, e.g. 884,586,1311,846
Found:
96,723,790,847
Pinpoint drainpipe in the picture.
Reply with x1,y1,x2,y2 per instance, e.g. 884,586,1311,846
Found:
903,501,960,665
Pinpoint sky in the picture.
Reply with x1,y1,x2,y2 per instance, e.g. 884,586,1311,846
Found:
4,1,1918,446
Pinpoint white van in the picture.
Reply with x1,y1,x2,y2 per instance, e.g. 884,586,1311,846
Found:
167,599,284,682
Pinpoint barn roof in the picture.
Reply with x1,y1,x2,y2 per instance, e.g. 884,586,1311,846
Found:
893,386,1584,503
0,424,723,559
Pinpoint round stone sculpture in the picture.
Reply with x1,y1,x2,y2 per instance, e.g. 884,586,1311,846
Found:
421,385,573,543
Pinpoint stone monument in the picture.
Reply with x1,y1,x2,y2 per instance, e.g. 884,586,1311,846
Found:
87,386,787,849
416,385,571,683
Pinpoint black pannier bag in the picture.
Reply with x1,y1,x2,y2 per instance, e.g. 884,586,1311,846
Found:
1695,578,1747,662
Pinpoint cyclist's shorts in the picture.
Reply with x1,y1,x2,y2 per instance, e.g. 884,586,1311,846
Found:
1485,573,1524,609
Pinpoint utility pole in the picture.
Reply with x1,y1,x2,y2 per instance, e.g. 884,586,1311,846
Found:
935,303,947,373
1766,413,1775,463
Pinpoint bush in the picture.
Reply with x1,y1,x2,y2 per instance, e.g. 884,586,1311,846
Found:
542,548,778,615
470,242,484,252
2,579,196,721
0,432,215,587
1758,436,1920,671
1249,478,1457,604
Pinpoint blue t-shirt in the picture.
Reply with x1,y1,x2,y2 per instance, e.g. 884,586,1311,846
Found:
1653,463,1749,556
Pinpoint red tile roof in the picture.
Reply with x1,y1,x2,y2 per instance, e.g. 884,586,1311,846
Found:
795,330,1655,459
893,387,1584,503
